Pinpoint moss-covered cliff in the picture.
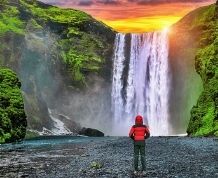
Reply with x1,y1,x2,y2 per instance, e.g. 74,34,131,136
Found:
0,67,27,143
10,0,115,85
0,0,116,134
187,4,218,136
1,0,115,85
0,1,27,143
18,0,115,86
170,3,218,136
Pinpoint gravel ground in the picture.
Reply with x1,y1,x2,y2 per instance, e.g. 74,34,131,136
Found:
0,136,217,178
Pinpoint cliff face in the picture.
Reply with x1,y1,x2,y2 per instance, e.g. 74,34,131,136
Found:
18,0,115,85
169,4,218,136
188,4,218,136
169,12,203,134
0,0,116,135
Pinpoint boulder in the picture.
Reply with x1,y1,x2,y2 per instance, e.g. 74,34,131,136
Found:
58,114,82,133
78,128,104,137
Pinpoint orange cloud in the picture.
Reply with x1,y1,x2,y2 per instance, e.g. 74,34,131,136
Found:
73,1,215,32
41,0,216,32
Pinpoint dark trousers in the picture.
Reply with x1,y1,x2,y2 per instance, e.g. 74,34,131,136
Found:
134,141,145,171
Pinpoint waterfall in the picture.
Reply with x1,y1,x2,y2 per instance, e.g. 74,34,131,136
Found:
111,34,126,123
49,109,72,135
111,29,171,136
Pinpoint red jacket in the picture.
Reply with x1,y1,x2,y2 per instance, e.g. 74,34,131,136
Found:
129,115,150,141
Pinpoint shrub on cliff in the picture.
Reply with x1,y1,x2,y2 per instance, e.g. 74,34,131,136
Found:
0,67,27,143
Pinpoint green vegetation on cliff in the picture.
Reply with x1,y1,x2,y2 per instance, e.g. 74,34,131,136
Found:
1,0,115,86
19,0,115,86
0,0,25,67
0,1,27,143
0,1,24,35
0,0,115,134
0,67,27,143
187,4,218,136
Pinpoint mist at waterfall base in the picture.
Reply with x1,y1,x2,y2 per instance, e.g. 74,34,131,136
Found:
111,29,187,136
19,30,112,136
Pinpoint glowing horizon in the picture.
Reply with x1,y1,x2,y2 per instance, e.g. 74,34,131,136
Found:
98,15,181,33
40,0,216,33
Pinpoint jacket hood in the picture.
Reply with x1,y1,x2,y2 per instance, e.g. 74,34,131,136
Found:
135,115,143,125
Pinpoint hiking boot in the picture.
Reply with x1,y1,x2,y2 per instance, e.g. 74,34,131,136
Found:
134,171,138,175
141,171,146,176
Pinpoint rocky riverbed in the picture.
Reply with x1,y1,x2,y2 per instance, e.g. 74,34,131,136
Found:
0,136,217,178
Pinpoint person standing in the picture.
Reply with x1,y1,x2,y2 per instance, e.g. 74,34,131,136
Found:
129,115,150,174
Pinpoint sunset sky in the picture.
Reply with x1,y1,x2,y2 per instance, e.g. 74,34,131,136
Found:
41,0,216,33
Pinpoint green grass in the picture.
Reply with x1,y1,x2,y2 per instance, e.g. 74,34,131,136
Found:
190,5,216,29
25,130,39,139
20,0,91,32
0,5,24,35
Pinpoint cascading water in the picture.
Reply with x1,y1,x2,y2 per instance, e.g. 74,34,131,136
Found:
48,109,72,135
111,29,171,136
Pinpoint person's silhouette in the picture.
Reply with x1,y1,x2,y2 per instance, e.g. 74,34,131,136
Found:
129,115,150,174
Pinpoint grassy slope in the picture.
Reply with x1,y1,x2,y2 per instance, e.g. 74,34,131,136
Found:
0,2,24,35
183,4,218,136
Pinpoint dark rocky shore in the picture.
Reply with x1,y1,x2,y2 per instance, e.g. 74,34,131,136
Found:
0,136,217,178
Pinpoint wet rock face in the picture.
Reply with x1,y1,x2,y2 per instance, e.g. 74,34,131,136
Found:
57,114,82,133
78,128,104,137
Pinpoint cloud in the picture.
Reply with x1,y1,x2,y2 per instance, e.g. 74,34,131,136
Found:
78,0,93,6
40,0,78,6
40,0,215,6
38,0,215,32
96,0,120,5
130,0,213,5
